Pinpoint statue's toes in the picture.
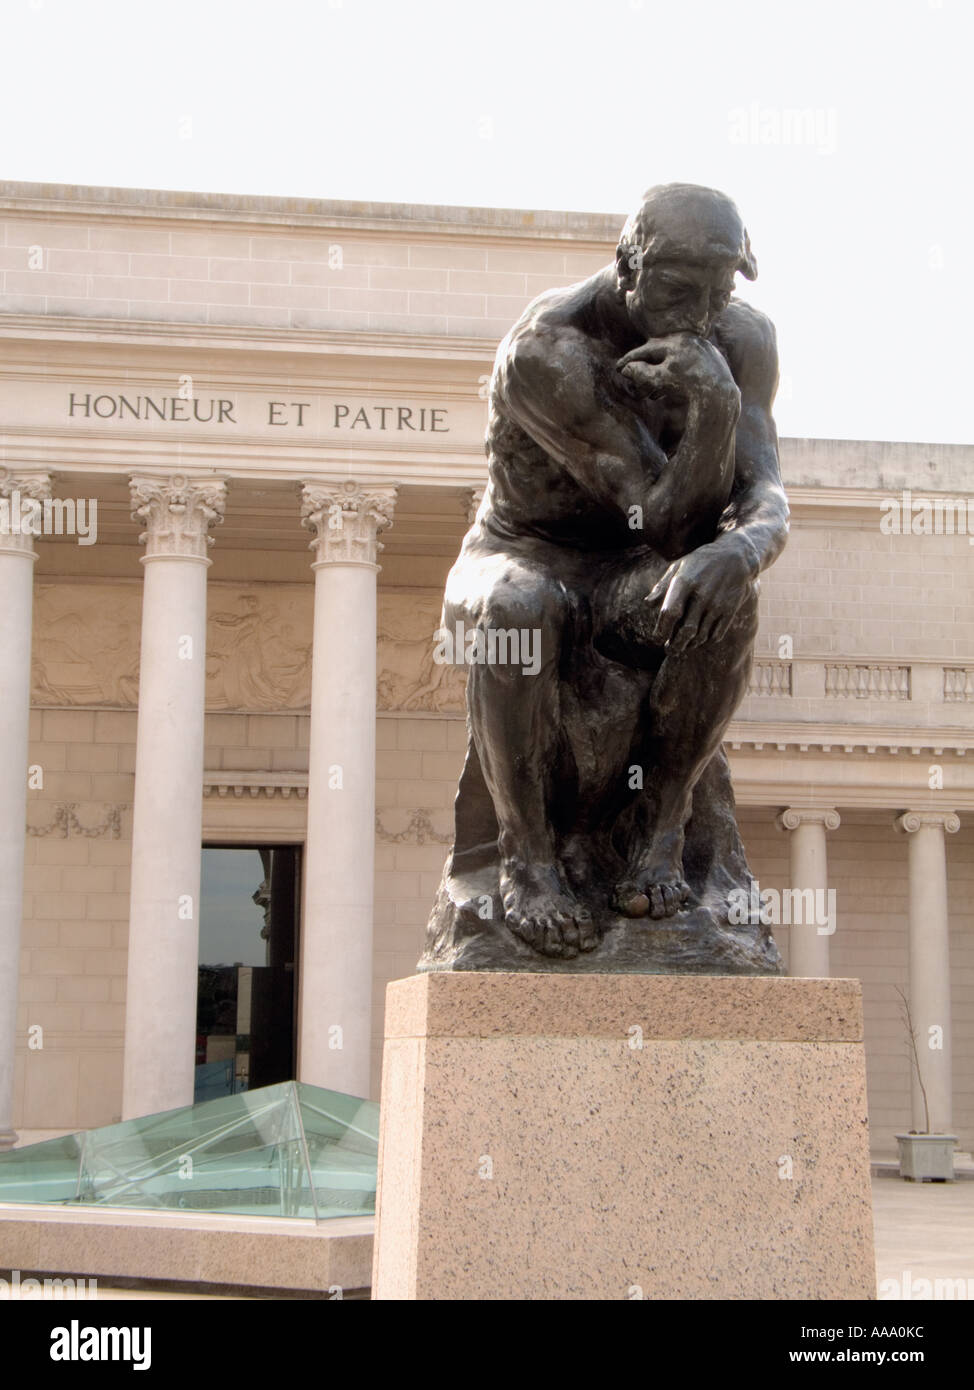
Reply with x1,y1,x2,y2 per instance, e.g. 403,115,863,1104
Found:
612,882,650,917
660,884,683,916
650,882,691,918
577,917,600,952
648,884,668,918
570,904,595,949
507,912,542,952
541,920,571,958
559,915,581,952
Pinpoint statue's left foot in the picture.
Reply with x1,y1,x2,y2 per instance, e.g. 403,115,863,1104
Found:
613,830,691,920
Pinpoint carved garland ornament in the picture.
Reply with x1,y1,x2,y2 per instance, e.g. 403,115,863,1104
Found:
27,803,125,839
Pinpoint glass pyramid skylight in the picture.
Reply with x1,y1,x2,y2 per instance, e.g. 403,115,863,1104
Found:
0,1081,377,1221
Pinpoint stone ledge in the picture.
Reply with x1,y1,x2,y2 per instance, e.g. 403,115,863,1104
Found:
384,972,863,1042
0,1204,373,1293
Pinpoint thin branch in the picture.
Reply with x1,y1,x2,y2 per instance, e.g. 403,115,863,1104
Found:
895,985,931,1134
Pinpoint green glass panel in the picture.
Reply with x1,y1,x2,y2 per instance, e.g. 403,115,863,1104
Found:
0,1131,84,1204
297,1084,379,1219
79,1081,303,1215
0,1081,377,1222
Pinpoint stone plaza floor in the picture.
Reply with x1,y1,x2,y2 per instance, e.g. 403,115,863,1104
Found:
873,1172,974,1295
54,1175,974,1300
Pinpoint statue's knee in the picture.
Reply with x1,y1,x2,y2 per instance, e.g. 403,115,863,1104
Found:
484,569,566,642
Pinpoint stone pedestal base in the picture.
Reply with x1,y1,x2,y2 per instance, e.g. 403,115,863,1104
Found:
372,973,875,1300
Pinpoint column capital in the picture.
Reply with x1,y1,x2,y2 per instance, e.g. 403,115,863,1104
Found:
129,473,227,562
301,480,397,567
0,467,53,558
776,807,841,833
895,810,960,835
466,485,486,525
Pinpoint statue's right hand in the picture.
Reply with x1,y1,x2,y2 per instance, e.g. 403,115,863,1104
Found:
618,333,738,406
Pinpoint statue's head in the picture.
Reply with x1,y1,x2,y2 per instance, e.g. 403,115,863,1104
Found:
615,183,757,338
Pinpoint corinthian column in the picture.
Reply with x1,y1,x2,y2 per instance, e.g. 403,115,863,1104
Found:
0,469,51,1147
299,480,397,1099
775,808,840,978
122,474,226,1120
895,810,960,1134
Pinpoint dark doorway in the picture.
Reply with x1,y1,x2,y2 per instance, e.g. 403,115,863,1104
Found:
195,845,301,1102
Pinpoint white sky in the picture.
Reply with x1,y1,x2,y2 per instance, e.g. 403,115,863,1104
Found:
3,0,973,445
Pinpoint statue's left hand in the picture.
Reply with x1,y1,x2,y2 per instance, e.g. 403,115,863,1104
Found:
647,540,755,653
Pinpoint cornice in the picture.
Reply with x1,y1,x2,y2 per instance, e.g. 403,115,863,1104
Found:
0,314,498,361
725,721,974,755
0,181,624,247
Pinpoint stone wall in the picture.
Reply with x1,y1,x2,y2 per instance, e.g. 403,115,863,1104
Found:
0,193,610,340
19,707,134,1130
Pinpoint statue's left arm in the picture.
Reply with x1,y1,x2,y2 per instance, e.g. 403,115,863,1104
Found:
715,302,790,573
650,302,789,652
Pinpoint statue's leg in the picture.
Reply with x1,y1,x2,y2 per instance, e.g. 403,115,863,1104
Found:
633,582,758,917
444,542,596,958
596,560,759,919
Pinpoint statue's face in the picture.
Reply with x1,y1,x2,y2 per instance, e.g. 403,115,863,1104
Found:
624,255,738,339
616,189,750,339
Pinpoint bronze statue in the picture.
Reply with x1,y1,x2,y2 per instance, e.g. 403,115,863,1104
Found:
421,184,789,974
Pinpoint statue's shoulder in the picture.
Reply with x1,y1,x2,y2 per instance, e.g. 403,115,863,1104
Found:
714,298,778,400
506,271,606,349
495,291,598,400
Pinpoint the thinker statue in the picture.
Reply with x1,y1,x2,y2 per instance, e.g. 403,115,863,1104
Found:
421,184,789,974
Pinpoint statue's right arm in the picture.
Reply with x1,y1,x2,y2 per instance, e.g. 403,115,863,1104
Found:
493,322,670,518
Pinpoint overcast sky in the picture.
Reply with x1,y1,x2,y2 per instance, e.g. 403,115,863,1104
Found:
3,0,972,445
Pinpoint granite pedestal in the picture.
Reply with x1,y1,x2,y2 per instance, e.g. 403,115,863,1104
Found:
372,973,875,1300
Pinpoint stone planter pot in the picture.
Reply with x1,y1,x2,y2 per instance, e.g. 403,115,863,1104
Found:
895,1133,956,1182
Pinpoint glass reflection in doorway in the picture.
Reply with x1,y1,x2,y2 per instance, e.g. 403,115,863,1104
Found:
196,845,300,1103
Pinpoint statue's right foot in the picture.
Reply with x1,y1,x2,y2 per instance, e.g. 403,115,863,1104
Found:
500,859,598,958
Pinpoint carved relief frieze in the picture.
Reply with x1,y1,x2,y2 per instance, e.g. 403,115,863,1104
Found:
30,578,466,715
376,590,466,713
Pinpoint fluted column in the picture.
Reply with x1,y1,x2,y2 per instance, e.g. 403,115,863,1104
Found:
0,469,51,1147
122,474,226,1120
299,481,396,1099
775,808,840,978
895,810,960,1134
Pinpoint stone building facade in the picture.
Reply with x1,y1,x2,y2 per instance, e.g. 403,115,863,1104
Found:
0,182,971,1159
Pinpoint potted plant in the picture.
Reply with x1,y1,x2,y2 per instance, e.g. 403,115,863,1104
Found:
893,987,956,1182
